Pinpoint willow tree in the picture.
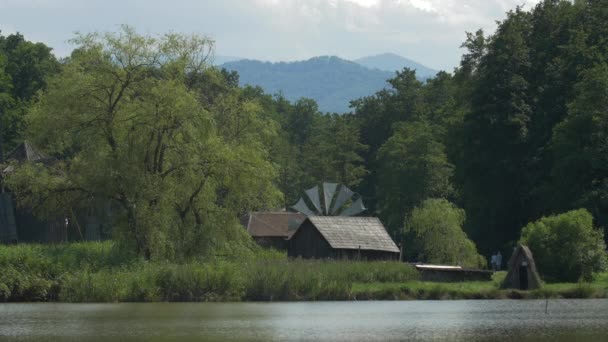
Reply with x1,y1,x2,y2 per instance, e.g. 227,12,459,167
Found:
404,199,485,268
7,27,281,259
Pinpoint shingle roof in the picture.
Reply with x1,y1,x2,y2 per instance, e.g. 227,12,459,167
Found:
245,212,306,238
305,216,399,253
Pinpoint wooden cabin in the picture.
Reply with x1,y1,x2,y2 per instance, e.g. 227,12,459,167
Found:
501,245,542,290
287,216,399,260
242,212,306,249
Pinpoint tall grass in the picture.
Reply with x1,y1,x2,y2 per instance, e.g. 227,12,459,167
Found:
4,243,604,302
0,242,137,302
0,242,418,302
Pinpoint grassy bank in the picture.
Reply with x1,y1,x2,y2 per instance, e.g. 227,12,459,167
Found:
1,242,607,302
0,242,418,302
352,272,608,300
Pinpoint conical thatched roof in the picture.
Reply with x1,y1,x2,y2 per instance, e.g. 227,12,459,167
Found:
2,142,51,174
501,244,542,290
6,141,47,162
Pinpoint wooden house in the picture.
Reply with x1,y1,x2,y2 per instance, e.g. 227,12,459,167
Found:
242,212,306,249
287,216,399,260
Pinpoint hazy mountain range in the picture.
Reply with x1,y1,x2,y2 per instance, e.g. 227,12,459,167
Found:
354,53,437,80
219,53,438,113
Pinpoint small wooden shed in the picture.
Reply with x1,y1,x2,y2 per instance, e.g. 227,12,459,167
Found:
501,244,542,290
287,216,399,260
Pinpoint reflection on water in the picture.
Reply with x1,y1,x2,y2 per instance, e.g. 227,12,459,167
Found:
1,299,608,341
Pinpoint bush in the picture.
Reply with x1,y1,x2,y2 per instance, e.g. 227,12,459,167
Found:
404,199,486,268
520,209,607,282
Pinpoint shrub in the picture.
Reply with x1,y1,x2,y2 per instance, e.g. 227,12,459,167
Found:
520,209,607,282
404,199,486,268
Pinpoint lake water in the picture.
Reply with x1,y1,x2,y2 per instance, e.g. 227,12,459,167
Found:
1,300,608,341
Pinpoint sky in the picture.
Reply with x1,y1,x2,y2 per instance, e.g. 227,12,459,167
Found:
0,0,541,71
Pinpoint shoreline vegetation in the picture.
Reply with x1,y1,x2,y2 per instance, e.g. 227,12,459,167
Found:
1,242,606,303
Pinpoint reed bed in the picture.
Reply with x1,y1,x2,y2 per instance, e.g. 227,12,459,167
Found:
0,242,418,302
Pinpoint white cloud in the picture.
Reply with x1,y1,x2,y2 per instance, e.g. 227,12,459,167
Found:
0,0,543,70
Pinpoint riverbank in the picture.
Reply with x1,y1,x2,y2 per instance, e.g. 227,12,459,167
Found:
1,242,607,302
352,274,608,300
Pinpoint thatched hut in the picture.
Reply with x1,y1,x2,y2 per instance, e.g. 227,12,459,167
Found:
287,216,399,260
501,244,542,290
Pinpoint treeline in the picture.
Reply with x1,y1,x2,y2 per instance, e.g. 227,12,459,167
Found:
1,0,607,265
351,0,608,257
274,0,608,259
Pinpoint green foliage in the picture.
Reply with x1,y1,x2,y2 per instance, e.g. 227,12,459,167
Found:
551,63,608,230
4,0,608,271
6,27,281,259
520,209,607,282
0,32,59,156
0,242,418,302
0,242,134,302
404,199,485,268
377,121,454,234
301,114,368,188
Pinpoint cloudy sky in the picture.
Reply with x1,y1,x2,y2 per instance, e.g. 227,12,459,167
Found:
0,0,541,71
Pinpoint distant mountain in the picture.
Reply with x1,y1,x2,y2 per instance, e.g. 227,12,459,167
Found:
222,56,394,113
212,55,243,66
354,53,438,80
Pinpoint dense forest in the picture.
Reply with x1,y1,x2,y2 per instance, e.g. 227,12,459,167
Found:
0,0,607,264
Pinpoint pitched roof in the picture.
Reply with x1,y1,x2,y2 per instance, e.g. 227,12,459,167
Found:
245,212,306,238
303,216,399,253
6,142,47,162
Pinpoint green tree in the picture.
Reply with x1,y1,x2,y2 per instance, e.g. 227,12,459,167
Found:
376,120,454,234
6,27,280,259
0,33,59,101
301,114,368,188
459,8,534,252
551,63,608,231
520,209,607,282
0,54,12,116
0,32,59,159
404,199,485,268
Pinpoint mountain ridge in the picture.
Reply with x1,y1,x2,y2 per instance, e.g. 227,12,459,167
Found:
354,53,437,80
220,54,437,113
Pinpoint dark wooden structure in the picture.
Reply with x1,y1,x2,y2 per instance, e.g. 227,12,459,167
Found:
1,142,114,244
0,142,68,243
501,245,542,290
287,216,399,260
0,193,18,243
415,264,493,282
242,212,306,249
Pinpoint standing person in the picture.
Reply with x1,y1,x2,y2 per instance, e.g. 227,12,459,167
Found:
496,251,502,271
491,253,497,271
